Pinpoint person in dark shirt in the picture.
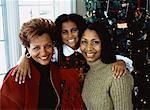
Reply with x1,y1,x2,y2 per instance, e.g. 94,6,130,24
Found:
0,18,61,109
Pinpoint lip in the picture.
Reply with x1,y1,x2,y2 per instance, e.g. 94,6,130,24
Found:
40,56,48,59
85,52,95,58
38,56,50,61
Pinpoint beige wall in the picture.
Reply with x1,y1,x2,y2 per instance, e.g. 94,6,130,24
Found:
76,0,86,16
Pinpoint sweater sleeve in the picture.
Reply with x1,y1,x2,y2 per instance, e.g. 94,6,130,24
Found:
110,72,134,110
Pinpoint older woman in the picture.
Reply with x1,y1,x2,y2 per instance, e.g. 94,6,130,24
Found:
0,18,61,109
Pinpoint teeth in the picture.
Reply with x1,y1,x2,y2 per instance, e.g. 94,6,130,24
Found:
68,39,74,43
40,57,48,60
86,53,94,57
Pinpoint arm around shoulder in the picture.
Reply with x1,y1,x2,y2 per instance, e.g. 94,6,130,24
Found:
116,55,134,72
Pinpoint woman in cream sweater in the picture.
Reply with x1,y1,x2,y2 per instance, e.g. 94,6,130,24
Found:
80,20,134,110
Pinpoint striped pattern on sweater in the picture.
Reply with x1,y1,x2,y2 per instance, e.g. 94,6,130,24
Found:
82,60,134,110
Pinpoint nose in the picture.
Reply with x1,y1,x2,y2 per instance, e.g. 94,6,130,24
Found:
86,43,93,51
68,31,73,38
40,47,47,56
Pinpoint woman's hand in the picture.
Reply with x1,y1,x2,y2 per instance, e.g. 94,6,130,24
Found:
112,60,127,79
11,56,31,84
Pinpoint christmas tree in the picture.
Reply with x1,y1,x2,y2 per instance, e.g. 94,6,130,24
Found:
83,0,150,109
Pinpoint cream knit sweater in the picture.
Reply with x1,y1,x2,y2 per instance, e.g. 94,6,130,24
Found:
82,60,134,110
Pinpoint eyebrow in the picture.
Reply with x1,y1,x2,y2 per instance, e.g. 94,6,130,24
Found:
62,26,78,30
81,38,100,41
91,39,100,41
31,42,52,46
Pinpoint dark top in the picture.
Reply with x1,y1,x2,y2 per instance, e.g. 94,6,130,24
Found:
31,58,57,109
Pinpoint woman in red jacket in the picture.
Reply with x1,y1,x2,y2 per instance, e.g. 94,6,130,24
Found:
0,18,61,109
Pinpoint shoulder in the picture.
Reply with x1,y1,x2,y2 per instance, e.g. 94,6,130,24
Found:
1,66,25,93
3,66,18,82
118,71,133,84
102,63,134,89
111,71,134,89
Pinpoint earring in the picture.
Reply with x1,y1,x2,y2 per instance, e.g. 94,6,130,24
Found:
25,53,31,58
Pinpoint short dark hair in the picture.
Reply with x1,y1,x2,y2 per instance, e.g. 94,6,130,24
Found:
83,20,116,64
19,18,55,47
54,13,87,48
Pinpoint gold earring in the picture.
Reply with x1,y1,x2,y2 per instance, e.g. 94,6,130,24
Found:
25,53,31,58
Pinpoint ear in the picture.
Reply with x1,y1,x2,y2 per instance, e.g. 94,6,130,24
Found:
26,47,30,54
25,47,31,58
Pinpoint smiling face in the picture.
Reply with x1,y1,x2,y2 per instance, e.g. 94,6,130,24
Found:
27,33,53,65
61,20,79,49
80,29,101,62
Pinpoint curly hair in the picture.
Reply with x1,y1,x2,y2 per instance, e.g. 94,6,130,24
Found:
19,18,55,48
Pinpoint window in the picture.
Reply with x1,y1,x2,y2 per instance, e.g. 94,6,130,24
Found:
0,0,8,74
18,0,74,24
0,0,75,75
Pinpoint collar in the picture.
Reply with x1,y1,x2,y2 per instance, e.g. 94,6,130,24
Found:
63,44,82,56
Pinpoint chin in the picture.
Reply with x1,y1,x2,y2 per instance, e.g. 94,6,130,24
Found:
86,57,99,62
86,58,94,62
39,60,50,65
40,62,49,65
68,44,76,49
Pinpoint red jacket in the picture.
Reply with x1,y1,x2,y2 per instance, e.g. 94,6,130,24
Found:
0,62,61,110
